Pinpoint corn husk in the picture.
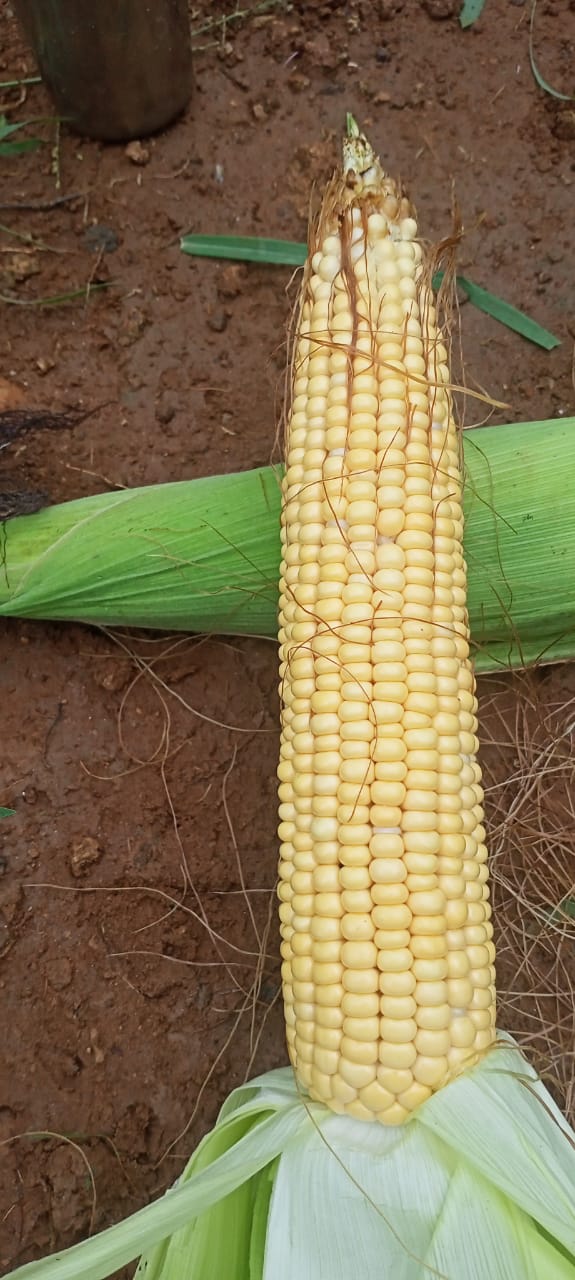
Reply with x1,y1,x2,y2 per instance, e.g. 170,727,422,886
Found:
0,416,574,672
6,1038,575,1280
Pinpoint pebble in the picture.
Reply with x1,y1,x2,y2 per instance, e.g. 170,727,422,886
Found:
0,376,26,412
125,139,150,165
218,263,246,298
45,956,74,990
421,0,459,16
69,836,103,876
84,224,120,254
93,659,133,692
5,252,40,282
207,307,228,333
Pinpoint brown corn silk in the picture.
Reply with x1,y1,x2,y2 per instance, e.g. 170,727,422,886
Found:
277,123,496,1125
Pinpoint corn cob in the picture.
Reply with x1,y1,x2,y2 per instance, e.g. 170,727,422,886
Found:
10,118,575,1280
277,117,496,1125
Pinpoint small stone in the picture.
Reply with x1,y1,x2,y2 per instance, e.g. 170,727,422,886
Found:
288,73,311,93
421,0,459,15
46,956,73,990
125,139,150,165
373,91,392,105
118,305,149,346
0,884,22,923
252,102,267,121
375,45,392,63
93,659,133,692
114,1102,155,1158
155,394,177,425
84,224,120,254
375,0,405,14
207,307,228,333
0,377,26,412
69,836,103,877
36,355,55,375
304,34,341,71
217,263,247,299
5,252,41,282
89,1027,105,1063
550,106,575,142
46,1145,90,1236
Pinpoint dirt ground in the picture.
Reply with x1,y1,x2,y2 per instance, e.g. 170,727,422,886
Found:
1,0,575,1272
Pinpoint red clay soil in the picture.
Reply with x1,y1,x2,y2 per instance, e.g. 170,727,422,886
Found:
1,0,575,1272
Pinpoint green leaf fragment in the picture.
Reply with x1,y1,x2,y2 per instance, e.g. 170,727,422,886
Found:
0,114,31,139
0,138,44,155
0,113,45,155
180,235,306,267
459,0,486,28
0,806,14,818
455,273,560,350
529,0,574,101
249,1158,278,1279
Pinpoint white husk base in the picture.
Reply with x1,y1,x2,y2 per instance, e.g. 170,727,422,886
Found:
7,1035,575,1280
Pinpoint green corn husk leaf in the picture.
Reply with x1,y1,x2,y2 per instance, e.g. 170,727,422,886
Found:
0,466,282,638
0,416,574,673
7,1037,575,1280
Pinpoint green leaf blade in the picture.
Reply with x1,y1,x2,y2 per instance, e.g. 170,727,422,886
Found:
529,0,574,101
0,137,44,156
0,114,45,155
180,235,307,267
455,274,560,350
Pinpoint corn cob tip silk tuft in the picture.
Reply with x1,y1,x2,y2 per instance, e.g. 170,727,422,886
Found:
278,114,494,1124
8,119,575,1280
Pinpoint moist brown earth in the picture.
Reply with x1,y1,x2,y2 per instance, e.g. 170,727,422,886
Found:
1,0,574,1271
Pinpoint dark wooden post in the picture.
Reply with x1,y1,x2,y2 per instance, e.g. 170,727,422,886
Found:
12,0,192,141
